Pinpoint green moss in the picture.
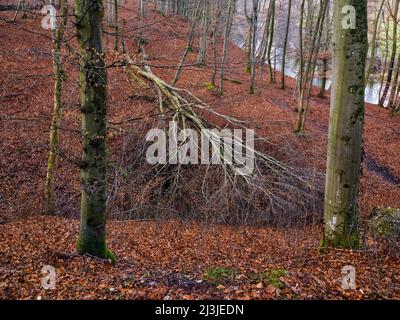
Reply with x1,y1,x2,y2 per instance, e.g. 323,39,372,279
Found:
320,229,360,250
267,269,287,289
106,248,117,263
249,269,287,289
370,207,400,239
204,266,237,284
203,82,216,91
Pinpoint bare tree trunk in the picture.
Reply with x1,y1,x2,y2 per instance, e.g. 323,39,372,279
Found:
220,0,235,95
197,1,210,66
113,0,119,51
280,0,292,90
379,0,400,107
365,0,385,84
172,0,200,86
44,0,68,215
12,0,27,21
295,0,328,133
249,0,259,94
266,0,275,83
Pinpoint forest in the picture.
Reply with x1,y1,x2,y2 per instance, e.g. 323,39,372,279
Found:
0,0,399,301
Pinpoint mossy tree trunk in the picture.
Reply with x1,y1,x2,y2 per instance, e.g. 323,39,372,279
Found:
322,0,368,249
249,0,259,94
75,0,113,260
44,0,68,215
266,0,275,83
113,0,119,52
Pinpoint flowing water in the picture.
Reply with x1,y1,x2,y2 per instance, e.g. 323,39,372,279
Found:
230,0,381,105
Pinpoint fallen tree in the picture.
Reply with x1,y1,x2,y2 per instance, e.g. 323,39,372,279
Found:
105,51,324,227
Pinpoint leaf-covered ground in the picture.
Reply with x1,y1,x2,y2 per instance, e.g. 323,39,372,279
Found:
1,216,400,299
0,1,399,299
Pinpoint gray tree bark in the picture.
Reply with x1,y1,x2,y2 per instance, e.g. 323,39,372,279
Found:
322,0,368,249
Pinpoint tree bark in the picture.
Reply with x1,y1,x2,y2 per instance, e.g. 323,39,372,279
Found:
280,0,292,90
322,0,368,249
75,0,114,260
44,0,68,215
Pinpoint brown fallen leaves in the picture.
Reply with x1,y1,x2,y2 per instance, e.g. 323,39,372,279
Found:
0,216,400,300
1,2,400,300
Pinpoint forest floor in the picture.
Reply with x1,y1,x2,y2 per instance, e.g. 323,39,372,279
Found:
1,2,400,299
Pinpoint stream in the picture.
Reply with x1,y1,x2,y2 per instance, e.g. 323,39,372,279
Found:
230,0,381,105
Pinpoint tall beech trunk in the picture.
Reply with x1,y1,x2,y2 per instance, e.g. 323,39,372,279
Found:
322,0,368,249
75,0,114,260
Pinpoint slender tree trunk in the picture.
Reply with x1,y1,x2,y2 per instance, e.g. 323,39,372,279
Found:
75,0,114,260
197,1,210,66
267,0,275,83
296,0,306,95
318,0,331,98
259,0,273,81
113,0,119,51
172,0,200,86
365,0,385,84
249,0,259,94
295,0,328,133
12,0,27,21
318,57,328,97
280,0,292,89
379,15,390,100
388,54,400,109
220,0,235,95
322,0,368,249
379,0,400,106
44,0,68,215
210,2,222,86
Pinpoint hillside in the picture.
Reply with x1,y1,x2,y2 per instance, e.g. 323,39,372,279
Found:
0,1,399,299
